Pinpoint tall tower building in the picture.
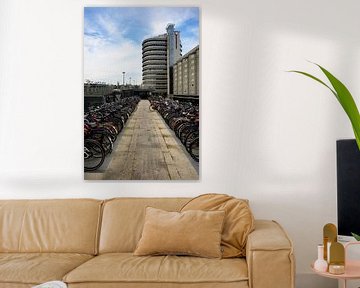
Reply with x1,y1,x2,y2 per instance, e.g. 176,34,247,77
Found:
166,24,182,95
142,24,181,95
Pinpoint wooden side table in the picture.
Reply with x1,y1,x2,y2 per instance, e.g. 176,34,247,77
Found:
311,242,360,288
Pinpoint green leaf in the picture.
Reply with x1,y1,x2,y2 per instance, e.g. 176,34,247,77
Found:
351,232,360,241
289,64,360,151
288,70,337,99
316,64,360,150
353,128,360,150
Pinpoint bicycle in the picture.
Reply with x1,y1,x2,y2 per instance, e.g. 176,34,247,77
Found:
84,139,105,171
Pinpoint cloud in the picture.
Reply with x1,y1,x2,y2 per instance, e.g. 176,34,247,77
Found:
84,35,142,84
147,8,198,36
84,8,142,84
84,7,199,84
144,8,200,54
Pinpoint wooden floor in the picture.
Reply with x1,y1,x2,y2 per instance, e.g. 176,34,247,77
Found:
85,100,199,180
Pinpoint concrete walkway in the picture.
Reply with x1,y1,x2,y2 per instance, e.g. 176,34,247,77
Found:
85,100,199,180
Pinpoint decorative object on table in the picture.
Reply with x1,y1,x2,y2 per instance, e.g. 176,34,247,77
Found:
312,234,360,288
329,242,345,275
32,281,67,288
318,223,345,275
323,223,337,262
328,264,345,275
351,233,360,241
314,244,328,272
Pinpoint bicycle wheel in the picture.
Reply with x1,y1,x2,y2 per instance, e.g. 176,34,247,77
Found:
189,137,199,162
176,122,192,138
173,119,188,135
149,103,156,111
84,139,105,171
169,116,183,130
91,132,113,155
180,125,197,144
185,130,199,152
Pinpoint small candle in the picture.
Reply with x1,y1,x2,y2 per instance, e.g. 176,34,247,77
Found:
328,264,345,274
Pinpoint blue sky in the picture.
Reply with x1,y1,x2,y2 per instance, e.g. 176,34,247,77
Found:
84,7,199,84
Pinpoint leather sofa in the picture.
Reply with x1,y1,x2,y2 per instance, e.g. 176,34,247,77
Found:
0,198,295,288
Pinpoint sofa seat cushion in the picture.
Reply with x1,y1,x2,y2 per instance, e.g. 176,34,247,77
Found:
0,253,93,285
64,253,248,285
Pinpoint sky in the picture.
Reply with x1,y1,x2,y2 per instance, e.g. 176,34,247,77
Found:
84,7,199,85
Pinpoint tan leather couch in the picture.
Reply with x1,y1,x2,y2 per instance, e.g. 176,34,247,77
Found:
0,198,295,288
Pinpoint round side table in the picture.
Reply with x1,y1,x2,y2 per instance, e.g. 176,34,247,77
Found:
311,242,360,288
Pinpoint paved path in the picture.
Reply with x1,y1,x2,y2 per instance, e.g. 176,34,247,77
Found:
85,100,198,180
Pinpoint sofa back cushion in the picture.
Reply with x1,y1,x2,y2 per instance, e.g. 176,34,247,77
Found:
133,207,225,258
181,194,254,258
99,198,189,253
0,199,102,254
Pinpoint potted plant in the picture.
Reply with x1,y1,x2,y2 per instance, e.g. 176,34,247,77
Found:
290,63,360,241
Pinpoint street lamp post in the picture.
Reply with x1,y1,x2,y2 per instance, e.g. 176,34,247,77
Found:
122,72,125,86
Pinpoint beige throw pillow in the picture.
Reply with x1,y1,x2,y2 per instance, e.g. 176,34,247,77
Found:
134,207,225,258
181,193,255,258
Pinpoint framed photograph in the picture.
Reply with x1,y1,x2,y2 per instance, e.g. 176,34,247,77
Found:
84,7,200,180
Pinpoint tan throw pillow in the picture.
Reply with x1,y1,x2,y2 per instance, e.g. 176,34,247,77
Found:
134,207,225,258
181,193,254,258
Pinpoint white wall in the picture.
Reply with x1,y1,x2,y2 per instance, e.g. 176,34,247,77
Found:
0,0,359,287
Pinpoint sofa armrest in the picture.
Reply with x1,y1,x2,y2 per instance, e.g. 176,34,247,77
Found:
246,220,295,288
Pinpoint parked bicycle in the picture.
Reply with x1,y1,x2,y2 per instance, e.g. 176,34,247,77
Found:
149,96,199,162
84,96,140,171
